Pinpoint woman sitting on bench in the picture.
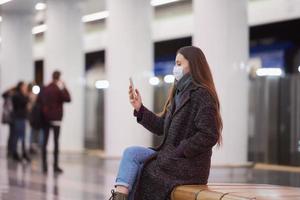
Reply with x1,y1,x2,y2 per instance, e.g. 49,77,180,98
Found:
109,46,223,200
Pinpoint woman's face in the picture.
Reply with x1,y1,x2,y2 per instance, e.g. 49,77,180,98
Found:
175,53,190,75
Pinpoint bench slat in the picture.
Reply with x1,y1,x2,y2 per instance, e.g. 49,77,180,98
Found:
171,184,300,200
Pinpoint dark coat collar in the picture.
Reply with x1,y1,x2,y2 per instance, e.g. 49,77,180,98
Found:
172,81,200,117
175,73,193,93
163,81,200,139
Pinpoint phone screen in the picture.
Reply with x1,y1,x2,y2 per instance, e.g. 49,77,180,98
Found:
129,77,136,98
129,77,134,89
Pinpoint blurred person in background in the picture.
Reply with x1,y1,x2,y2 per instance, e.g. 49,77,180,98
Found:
11,81,31,162
41,70,71,174
108,46,222,200
2,87,16,158
27,83,42,155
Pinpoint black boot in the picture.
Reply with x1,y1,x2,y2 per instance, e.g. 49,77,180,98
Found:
42,160,48,174
108,190,128,200
7,150,12,158
12,153,21,162
42,165,48,174
54,166,63,174
23,153,31,162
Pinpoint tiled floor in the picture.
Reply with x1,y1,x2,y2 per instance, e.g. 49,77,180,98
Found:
1,149,300,200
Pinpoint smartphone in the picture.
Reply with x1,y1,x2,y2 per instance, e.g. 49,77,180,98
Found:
129,77,134,89
129,77,136,98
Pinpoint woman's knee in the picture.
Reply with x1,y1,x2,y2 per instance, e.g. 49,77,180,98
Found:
122,146,142,158
122,146,155,163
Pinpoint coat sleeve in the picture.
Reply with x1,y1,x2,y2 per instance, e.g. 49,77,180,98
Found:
133,104,165,136
2,91,9,99
60,88,71,103
177,90,219,158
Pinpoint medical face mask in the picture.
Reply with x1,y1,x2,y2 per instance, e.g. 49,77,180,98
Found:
173,65,184,81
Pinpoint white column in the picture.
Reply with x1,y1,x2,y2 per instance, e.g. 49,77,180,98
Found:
1,1,35,90
45,0,84,152
105,0,153,157
0,0,36,147
193,0,249,165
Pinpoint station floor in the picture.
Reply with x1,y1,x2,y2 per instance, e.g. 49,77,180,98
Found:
1,149,300,200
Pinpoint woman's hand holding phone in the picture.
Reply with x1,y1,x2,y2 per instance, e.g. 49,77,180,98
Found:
129,78,142,112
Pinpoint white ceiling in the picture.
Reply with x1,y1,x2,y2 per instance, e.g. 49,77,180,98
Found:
1,0,39,13
0,0,106,20
82,0,106,15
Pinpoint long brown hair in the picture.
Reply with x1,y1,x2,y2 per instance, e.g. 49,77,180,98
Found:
160,46,223,146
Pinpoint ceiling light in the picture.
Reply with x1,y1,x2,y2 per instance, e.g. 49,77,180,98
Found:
35,2,46,11
151,0,180,6
31,10,109,34
164,75,175,83
95,80,109,89
298,66,300,73
256,68,283,77
32,24,47,34
32,85,41,94
149,77,160,86
0,0,12,5
82,11,109,23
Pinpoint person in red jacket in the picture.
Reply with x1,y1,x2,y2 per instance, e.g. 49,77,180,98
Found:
41,70,71,174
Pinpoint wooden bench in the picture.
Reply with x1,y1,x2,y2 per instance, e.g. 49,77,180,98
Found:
171,183,300,200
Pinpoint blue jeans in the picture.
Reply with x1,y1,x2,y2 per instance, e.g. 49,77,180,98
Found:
13,119,26,155
115,146,156,199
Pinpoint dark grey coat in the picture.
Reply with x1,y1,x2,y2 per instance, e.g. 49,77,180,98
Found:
132,82,219,200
